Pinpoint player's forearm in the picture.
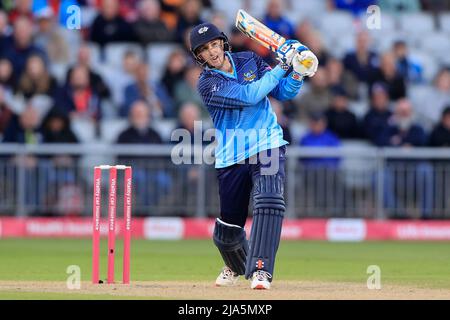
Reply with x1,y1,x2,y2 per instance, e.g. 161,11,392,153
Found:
270,72,304,101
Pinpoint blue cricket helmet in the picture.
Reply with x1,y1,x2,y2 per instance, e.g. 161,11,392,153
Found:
189,23,230,62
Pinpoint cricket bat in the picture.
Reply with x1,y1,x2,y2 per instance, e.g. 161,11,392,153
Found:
235,9,313,69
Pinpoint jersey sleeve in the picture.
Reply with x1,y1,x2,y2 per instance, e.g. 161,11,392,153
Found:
198,65,286,109
254,52,304,101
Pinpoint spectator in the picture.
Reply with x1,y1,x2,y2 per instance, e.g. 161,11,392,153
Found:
392,40,423,84
0,85,12,137
174,102,203,208
294,19,315,46
270,98,292,144
174,64,204,117
100,49,143,108
3,104,42,143
159,0,185,31
299,110,344,216
343,31,378,83
325,87,360,139
117,0,141,22
210,11,229,33
369,51,407,101
362,83,393,145
415,68,450,131
3,16,48,78
380,99,432,218
176,102,201,137
84,0,141,23
0,58,15,91
174,0,203,43
65,44,111,100
421,0,450,12
121,50,141,78
2,103,45,213
262,0,295,39
117,100,163,144
161,49,187,97
326,57,359,100
229,27,251,53
0,9,9,34
41,106,78,144
16,54,60,101
122,62,173,118
117,100,171,209
133,0,173,46
0,10,11,57
301,30,330,67
40,105,82,216
33,6,70,65
89,0,136,48
59,65,102,122
328,0,376,16
378,0,421,13
378,98,427,147
8,0,33,24
300,111,341,168
429,106,450,147
295,67,332,120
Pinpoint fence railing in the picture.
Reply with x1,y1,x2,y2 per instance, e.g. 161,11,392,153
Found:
0,143,449,219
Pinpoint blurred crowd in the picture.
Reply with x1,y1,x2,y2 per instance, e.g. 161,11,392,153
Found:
0,0,449,149
0,0,449,216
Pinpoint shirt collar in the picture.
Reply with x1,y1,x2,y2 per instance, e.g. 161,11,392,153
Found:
206,52,237,80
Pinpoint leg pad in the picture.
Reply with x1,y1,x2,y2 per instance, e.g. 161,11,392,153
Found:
213,218,248,275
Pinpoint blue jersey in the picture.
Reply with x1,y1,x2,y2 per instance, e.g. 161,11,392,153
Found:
197,51,303,168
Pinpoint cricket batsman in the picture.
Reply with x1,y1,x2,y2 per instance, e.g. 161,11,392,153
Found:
189,22,318,289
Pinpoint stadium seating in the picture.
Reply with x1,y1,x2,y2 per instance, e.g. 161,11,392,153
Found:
87,42,102,69
408,49,440,82
398,12,435,34
99,118,129,143
289,122,308,145
439,13,450,34
340,139,376,189
95,63,133,108
291,0,327,17
418,32,450,65
408,84,433,112
211,0,244,24
349,101,369,119
49,63,69,85
80,5,98,29
248,0,270,19
318,11,355,38
104,43,145,69
70,117,97,143
152,119,178,142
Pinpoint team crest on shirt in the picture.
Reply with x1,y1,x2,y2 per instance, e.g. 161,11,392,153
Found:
243,69,256,82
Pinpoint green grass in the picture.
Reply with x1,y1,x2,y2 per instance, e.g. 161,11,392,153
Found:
0,291,155,300
0,239,449,299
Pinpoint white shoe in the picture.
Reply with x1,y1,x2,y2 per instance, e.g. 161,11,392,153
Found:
250,270,272,290
215,267,239,287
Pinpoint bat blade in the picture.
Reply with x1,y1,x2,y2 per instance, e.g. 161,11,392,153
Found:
235,9,286,52
235,9,313,71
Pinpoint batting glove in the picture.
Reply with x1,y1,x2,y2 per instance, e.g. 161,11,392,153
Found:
293,50,319,78
276,40,302,70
